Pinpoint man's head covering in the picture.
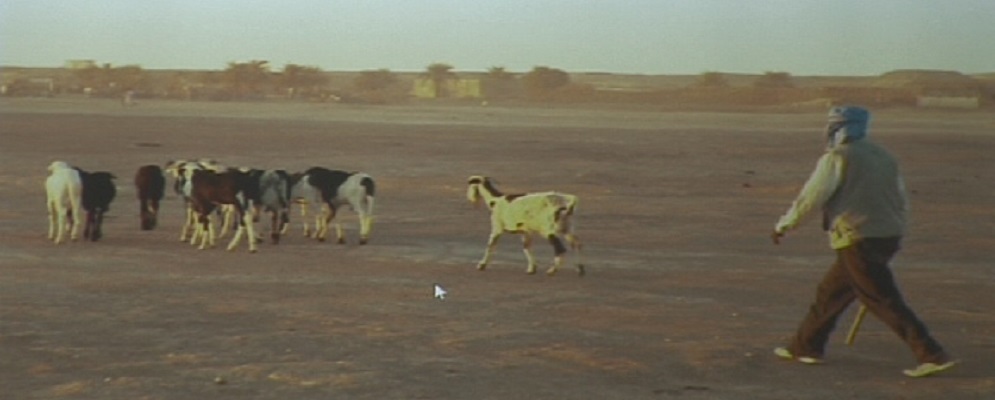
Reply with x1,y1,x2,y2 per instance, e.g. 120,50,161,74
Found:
827,106,870,147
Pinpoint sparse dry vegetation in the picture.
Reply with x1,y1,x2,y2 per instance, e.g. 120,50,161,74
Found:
3,62,992,109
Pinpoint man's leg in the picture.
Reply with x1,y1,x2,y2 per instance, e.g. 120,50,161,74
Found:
786,254,858,358
840,237,948,364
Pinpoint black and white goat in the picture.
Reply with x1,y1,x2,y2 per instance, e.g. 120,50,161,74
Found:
164,159,226,241
135,165,166,230
209,168,291,244
249,168,292,244
181,167,260,252
290,167,375,245
75,168,117,241
45,161,83,244
466,175,584,276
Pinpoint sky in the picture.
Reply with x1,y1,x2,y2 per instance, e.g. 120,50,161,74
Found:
1,0,994,76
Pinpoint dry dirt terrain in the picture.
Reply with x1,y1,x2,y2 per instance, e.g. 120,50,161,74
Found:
1,98,993,399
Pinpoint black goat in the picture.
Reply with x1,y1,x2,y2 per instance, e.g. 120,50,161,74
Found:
134,165,166,230
75,168,117,241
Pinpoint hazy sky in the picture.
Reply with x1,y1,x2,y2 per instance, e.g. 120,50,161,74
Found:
2,0,993,75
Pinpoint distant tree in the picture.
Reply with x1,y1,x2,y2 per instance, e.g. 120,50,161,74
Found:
221,60,272,98
423,63,457,98
72,63,147,95
163,72,191,99
695,71,729,88
279,64,328,99
110,65,147,91
73,64,110,92
486,66,513,81
753,71,794,88
522,66,570,98
483,66,518,99
353,69,397,92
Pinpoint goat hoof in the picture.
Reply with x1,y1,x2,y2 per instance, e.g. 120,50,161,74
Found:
359,239,368,245
577,265,586,277
337,238,346,245
527,269,537,275
545,269,557,276
477,263,487,271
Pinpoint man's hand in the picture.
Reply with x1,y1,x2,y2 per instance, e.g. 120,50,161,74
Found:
771,230,785,245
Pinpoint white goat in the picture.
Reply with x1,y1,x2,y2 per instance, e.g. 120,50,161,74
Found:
45,161,83,244
290,167,375,244
466,175,584,276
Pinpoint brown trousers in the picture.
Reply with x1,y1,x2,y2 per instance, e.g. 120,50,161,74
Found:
788,237,947,363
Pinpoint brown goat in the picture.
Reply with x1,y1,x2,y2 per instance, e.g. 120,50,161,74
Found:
185,168,260,252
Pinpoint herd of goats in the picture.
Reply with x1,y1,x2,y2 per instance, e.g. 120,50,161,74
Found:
43,159,585,276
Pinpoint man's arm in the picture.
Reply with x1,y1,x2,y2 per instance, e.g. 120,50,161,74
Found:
772,151,844,243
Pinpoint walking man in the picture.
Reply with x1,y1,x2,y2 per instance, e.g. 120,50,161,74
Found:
770,105,955,377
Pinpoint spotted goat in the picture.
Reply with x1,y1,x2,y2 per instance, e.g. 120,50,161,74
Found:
248,168,292,244
466,175,584,276
179,166,260,252
290,167,375,245
164,159,227,242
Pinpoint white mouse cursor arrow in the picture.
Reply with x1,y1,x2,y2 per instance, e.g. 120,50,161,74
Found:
433,283,447,300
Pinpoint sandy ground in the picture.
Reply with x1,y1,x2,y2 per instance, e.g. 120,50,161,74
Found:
1,97,994,399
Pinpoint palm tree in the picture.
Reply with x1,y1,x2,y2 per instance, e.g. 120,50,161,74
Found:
483,66,517,99
522,66,569,98
280,64,328,99
423,63,456,98
221,60,271,99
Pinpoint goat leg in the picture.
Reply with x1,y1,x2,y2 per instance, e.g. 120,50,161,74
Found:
566,233,585,277
47,202,57,241
335,223,346,245
522,235,538,274
546,235,568,276
245,210,258,253
478,232,501,271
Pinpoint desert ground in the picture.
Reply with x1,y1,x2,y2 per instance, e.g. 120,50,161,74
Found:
1,97,993,399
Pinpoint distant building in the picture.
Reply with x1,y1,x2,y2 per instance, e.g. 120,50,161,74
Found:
412,78,482,99
65,60,97,69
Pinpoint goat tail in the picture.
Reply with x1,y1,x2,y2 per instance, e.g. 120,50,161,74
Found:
553,194,579,229
360,176,376,214
360,176,376,198
565,194,578,216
